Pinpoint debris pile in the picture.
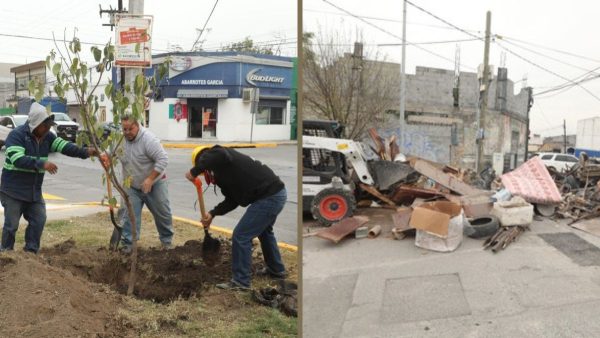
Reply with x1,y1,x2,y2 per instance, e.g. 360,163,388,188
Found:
307,127,600,255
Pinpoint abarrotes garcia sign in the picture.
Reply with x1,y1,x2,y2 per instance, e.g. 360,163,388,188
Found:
246,68,285,86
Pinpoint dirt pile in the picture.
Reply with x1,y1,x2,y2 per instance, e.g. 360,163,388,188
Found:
0,251,126,338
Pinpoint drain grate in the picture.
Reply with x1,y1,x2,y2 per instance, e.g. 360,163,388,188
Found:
539,232,600,267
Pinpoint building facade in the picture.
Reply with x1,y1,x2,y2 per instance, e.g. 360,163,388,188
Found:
372,65,533,171
147,52,295,142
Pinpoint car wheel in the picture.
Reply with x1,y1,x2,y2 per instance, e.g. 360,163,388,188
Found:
464,215,499,239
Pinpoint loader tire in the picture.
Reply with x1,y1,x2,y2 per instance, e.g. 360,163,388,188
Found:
311,188,356,226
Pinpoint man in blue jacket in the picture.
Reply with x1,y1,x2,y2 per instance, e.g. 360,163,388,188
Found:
0,102,97,253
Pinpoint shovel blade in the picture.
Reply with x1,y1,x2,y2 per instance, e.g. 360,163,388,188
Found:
201,230,221,266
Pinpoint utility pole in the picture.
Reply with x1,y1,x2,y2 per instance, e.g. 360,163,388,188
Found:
477,11,492,173
126,0,144,124
352,42,363,131
563,119,567,153
399,0,407,152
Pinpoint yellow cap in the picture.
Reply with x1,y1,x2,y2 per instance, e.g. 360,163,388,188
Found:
191,145,211,165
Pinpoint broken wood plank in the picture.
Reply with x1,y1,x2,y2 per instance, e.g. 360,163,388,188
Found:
315,216,370,244
359,183,396,206
412,159,485,196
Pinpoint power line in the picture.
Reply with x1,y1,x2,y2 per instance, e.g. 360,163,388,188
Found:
321,0,477,70
496,41,600,103
0,31,171,53
498,37,600,74
399,0,600,103
190,0,220,51
305,7,481,33
499,35,600,64
378,37,480,46
404,0,482,41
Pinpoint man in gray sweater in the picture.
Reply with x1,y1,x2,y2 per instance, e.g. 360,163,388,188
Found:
115,115,174,252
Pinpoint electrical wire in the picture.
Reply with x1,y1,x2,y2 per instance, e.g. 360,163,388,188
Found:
321,0,477,70
190,0,220,51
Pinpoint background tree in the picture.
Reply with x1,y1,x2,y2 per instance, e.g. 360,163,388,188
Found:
303,29,399,139
31,32,168,296
220,36,275,55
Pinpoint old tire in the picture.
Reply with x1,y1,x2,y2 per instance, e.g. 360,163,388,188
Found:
465,215,499,239
311,188,356,226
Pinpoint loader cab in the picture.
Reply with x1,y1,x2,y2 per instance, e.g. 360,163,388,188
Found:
302,120,352,214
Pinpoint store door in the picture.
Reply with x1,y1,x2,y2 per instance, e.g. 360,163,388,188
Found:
188,99,218,138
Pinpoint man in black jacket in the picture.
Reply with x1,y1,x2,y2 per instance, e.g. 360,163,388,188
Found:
185,145,287,290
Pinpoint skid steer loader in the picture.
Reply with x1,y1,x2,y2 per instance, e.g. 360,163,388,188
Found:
302,121,415,225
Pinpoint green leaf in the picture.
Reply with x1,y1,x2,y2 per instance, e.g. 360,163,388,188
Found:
135,43,141,54
81,79,88,94
52,63,61,76
108,197,118,208
81,64,88,78
104,83,113,98
92,47,102,62
45,56,51,69
28,80,35,94
70,58,79,74
124,176,133,189
74,38,81,53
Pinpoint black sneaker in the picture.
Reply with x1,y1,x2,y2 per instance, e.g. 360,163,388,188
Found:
216,281,250,291
255,267,287,279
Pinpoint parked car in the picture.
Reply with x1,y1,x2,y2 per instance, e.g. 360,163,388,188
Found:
51,112,79,142
0,125,11,149
537,152,579,172
0,115,28,129
77,122,120,146
0,115,29,149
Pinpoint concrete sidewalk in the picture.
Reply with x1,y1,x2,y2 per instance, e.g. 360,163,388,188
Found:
161,139,297,149
303,211,600,337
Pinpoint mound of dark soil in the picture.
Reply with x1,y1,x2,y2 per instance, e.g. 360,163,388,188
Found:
41,239,258,303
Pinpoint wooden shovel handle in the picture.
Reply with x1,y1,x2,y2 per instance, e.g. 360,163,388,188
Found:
193,177,207,218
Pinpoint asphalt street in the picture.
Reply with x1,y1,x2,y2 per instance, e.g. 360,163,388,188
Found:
303,208,600,337
0,145,298,245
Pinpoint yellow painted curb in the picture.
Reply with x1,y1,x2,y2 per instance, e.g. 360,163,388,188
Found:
162,143,278,149
43,193,65,201
79,202,297,252
173,215,297,252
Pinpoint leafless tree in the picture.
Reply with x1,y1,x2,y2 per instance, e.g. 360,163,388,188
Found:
303,29,399,139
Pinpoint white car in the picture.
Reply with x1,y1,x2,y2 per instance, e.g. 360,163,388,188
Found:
0,115,28,149
537,152,579,172
0,125,10,149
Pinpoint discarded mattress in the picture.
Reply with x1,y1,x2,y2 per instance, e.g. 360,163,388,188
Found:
500,156,562,204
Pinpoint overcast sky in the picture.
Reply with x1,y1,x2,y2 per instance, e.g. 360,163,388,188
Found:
0,0,297,65
304,0,600,137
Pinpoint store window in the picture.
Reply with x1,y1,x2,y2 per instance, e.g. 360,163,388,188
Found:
256,100,287,125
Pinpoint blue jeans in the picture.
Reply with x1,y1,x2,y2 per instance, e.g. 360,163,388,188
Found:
120,179,174,246
231,188,287,287
0,192,47,253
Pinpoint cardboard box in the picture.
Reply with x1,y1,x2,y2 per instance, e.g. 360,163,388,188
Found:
409,201,465,252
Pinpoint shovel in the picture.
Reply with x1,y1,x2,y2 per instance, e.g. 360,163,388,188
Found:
193,177,221,266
